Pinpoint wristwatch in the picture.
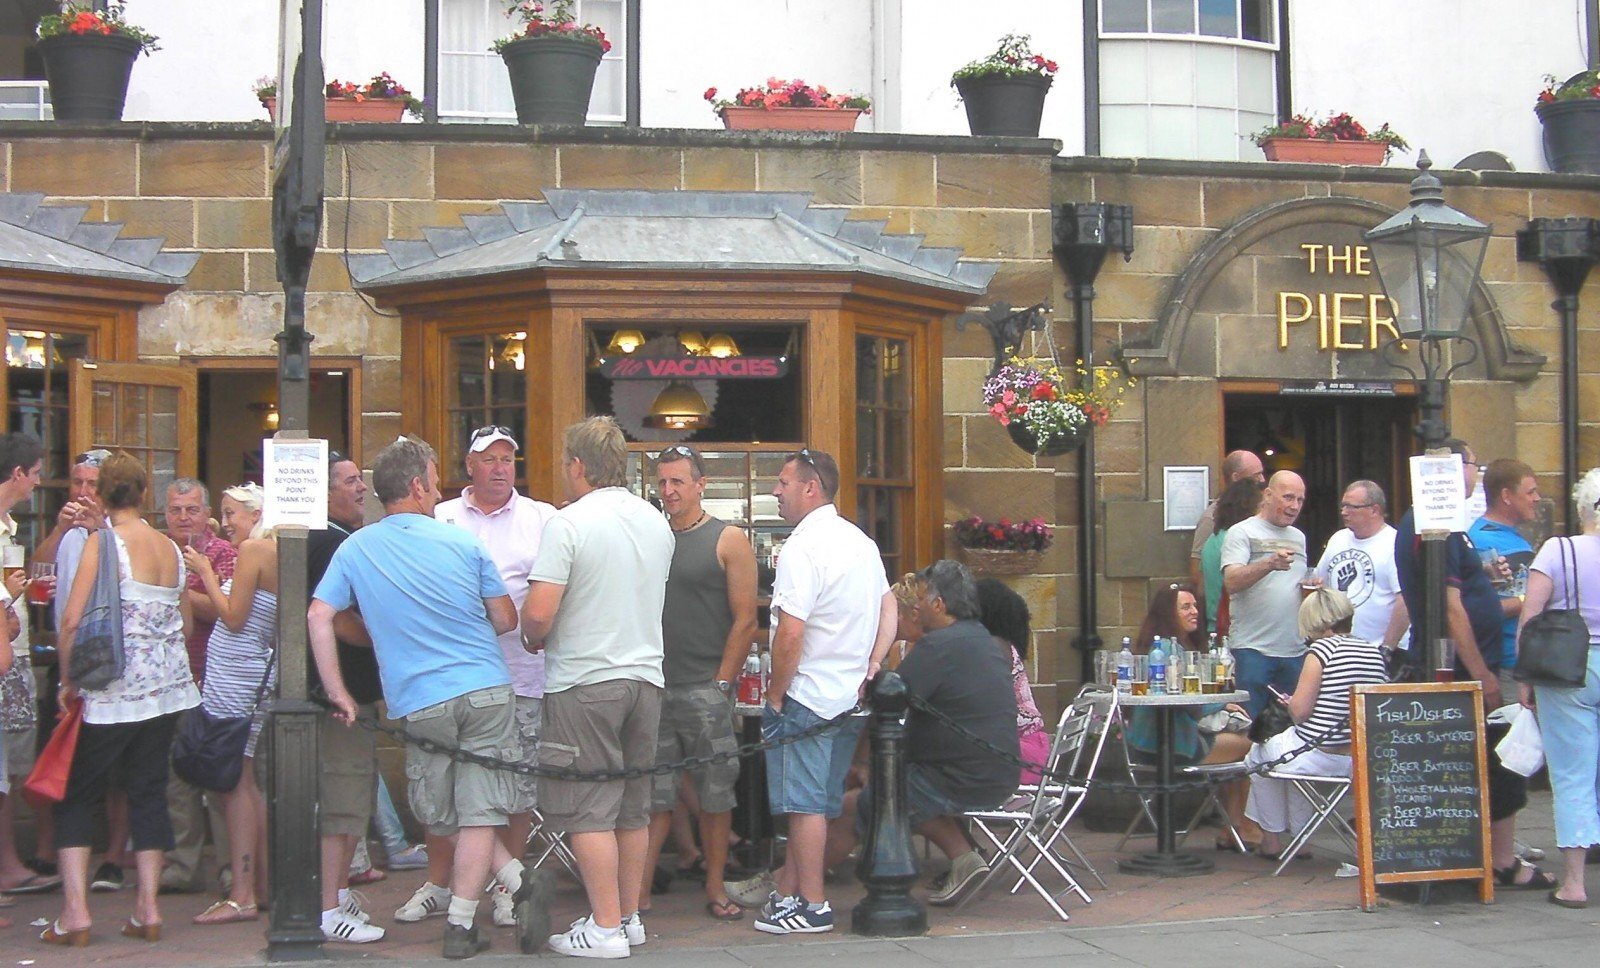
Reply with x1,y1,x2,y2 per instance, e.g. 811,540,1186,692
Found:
715,680,733,696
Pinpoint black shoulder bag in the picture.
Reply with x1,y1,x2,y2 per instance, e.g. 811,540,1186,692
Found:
1514,537,1591,689
172,654,276,793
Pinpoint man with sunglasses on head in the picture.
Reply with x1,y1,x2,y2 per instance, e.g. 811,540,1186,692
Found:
430,426,557,931
747,448,896,936
637,444,757,923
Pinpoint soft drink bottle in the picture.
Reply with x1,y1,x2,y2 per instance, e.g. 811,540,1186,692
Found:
738,643,763,705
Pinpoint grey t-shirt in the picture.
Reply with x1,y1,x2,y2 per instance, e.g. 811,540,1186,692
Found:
1220,515,1309,657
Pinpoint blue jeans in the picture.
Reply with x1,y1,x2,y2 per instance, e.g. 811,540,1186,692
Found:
373,775,408,855
762,697,864,818
1233,648,1306,718
1534,648,1600,849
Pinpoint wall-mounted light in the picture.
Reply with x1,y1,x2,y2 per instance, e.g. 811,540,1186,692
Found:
645,380,713,430
704,333,740,359
606,329,647,355
678,330,708,355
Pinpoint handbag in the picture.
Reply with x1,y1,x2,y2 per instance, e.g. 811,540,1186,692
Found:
1247,700,1292,744
172,653,276,793
21,696,84,809
67,529,124,690
1514,537,1591,689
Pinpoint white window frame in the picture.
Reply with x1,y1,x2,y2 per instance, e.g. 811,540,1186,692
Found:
1098,0,1280,52
438,0,628,124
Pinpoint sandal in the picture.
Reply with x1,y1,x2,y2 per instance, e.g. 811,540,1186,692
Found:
1548,889,1589,909
705,898,743,921
1494,858,1558,890
193,898,260,925
3,873,62,895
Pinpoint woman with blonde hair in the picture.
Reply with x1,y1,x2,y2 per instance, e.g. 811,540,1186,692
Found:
1243,587,1387,860
47,452,198,946
182,482,279,925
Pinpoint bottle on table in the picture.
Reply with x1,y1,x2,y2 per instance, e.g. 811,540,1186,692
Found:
1116,637,1134,695
1149,640,1167,696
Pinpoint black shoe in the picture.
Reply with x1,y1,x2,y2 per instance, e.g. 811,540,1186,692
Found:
24,857,58,878
442,923,491,960
512,868,555,955
91,862,125,892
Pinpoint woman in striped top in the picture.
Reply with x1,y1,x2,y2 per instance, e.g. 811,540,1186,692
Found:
1244,588,1388,860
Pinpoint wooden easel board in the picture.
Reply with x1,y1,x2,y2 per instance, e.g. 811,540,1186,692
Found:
1350,682,1494,912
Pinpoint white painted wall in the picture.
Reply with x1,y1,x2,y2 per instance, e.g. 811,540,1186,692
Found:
1287,0,1585,172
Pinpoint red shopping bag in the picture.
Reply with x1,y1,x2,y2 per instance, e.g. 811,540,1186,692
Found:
22,696,83,810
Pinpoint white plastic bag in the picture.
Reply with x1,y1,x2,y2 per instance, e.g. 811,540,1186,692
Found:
1495,705,1545,777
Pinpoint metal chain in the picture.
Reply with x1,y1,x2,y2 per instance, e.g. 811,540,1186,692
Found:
904,692,1348,795
319,696,856,783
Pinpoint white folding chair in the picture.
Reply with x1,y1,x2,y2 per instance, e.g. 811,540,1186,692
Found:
526,807,584,882
1262,770,1355,875
960,689,1112,920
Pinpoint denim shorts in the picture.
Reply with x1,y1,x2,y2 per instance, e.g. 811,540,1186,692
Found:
855,762,968,834
762,697,864,818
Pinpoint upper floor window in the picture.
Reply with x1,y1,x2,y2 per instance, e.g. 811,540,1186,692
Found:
1101,0,1275,45
439,0,629,123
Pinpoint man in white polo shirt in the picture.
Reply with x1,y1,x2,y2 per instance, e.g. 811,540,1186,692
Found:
429,425,558,928
753,448,896,935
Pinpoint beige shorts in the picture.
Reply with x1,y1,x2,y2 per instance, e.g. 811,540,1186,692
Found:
320,704,378,837
4,727,36,779
511,695,542,814
539,680,661,835
403,685,519,837
650,682,739,814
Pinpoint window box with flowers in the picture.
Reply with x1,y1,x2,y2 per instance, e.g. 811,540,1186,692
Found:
953,516,1053,576
1251,112,1407,166
951,34,1057,138
493,0,611,125
982,355,1134,458
1536,70,1600,175
36,1,158,122
256,73,423,123
704,78,870,132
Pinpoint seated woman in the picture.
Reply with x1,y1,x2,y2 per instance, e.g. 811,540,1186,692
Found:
974,579,1049,785
1126,583,1253,849
1244,588,1387,860
884,572,925,672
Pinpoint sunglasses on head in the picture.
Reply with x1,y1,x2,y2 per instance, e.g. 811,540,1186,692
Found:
74,449,111,468
470,425,514,441
660,444,699,459
795,448,819,467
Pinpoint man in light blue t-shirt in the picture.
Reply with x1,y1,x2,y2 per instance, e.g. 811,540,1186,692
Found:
1467,458,1541,674
310,436,538,959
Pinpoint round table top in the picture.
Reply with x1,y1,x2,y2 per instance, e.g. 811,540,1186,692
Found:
1117,689,1249,707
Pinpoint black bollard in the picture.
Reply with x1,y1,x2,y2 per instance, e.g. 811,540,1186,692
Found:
851,670,927,937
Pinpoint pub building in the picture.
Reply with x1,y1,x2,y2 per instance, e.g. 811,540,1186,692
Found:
2,125,1597,715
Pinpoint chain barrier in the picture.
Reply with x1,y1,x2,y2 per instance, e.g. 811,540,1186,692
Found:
903,692,1348,796
317,695,855,783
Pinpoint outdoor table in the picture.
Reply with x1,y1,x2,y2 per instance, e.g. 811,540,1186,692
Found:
1116,689,1249,877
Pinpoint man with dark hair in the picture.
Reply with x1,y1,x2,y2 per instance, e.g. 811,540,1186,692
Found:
0,433,44,896
312,436,531,959
820,560,1017,907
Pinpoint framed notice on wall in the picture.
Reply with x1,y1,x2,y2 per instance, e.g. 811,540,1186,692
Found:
1162,466,1210,532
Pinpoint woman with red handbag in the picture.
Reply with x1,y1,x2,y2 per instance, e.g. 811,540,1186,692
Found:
44,453,199,947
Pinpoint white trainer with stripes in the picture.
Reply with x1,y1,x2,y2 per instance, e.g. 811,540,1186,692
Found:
548,914,630,959
322,908,385,944
395,882,452,922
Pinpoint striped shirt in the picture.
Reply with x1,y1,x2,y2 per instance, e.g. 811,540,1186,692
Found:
1295,634,1388,748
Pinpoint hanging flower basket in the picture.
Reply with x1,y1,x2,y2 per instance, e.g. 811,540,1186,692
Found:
718,105,863,132
1007,420,1084,457
958,546,1044,576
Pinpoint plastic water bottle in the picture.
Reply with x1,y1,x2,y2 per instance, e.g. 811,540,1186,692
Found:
1116,637,1134,694
1149,640,1167,696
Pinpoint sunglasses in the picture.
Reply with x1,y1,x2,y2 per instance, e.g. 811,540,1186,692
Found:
74,449,111,467
660,444,699,459
795,448,819,468
470,425,514,441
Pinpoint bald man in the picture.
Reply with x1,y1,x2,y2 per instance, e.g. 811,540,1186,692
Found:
1221,471,1312,715
1189,450,1266,610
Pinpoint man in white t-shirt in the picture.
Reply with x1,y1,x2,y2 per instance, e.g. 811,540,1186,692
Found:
524,416,673,959
1222,470,1311,716
752,448,896,936
1314,479,1409,650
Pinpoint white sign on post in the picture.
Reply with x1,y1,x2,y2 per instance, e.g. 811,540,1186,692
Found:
263,437,328,529
1409,453,1467,534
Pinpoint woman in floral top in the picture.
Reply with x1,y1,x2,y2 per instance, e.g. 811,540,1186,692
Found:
45,453,199,947
976,579,1048,784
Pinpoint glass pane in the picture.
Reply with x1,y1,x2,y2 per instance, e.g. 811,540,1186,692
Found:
115,384,147,446
1241,0,1273,42
1151,0,1195,33
856,406,876,478
884,411,909,479
881,339,909,407
752,452,788,525
92,383,114,442
856,336,879,407
1198,0,1236,36
1102,0,1149,31
149,386,180,448
452,335,486,408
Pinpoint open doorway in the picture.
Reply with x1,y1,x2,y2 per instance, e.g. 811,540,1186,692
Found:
197,366,353,502
1224,387,1417,557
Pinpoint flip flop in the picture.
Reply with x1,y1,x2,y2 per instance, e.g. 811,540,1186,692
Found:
1494,859,1558,890
193,898,259,925
1548,890,1589,909
705,898,743,921
3,873,62,895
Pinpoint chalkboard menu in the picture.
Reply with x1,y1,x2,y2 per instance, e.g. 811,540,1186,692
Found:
1350,682,1493,911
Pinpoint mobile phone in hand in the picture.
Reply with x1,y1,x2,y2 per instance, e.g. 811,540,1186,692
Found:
1267,684,1291,704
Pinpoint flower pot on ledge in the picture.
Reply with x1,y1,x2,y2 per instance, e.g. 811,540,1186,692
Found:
955,73,1051,137
1007,420,1084,457
719,105,863,132
262,97,408,123
40,32,143,122
1258,137,1389,165
957,546,1044,576
500,35,603,125
1536,99,1600,175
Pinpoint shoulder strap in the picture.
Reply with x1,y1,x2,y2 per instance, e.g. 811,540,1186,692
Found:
1563,537,1580,608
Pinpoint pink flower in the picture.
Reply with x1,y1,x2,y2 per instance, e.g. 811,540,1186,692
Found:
988,400,1011,426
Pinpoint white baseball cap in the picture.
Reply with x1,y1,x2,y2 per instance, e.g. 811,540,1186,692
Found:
468,425,520,453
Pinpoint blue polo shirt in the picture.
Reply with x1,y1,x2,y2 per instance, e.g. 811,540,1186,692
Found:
314,512,511,718
1394,509,1502,673
1466,516,1533,667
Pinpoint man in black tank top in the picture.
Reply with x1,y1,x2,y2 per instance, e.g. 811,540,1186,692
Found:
638,445,757,921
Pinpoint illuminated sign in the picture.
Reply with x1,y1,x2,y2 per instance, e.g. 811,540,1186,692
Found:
599,356,788,380
1276,244,1404,352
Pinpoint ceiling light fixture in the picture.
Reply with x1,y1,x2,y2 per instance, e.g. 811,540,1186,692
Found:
645,380,714,431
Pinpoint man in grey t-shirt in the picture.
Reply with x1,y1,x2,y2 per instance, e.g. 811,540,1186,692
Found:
1221,470,1311,715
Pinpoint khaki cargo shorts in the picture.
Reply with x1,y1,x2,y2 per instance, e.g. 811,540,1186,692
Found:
650,682,740,814
320,703,378,837
403,685,519,837
539,680,661,835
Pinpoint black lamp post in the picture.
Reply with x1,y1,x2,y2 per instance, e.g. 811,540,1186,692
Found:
1053,203,1134,688
1364,152,1489,673
1517,217,1600,520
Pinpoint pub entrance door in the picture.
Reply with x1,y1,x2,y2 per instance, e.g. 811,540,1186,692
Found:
1223,386,1417,558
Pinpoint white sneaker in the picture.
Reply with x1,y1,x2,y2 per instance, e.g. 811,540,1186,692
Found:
341,888,373,924
322,908,385,944
489,883,516,927
548,915,630,959
726,870,777,908
395,881,452,922
621,911,646,947
928,851,989,906
1517,840,1547,862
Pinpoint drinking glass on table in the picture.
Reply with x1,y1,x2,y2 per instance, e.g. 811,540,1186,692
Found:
1129,654,1150,696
